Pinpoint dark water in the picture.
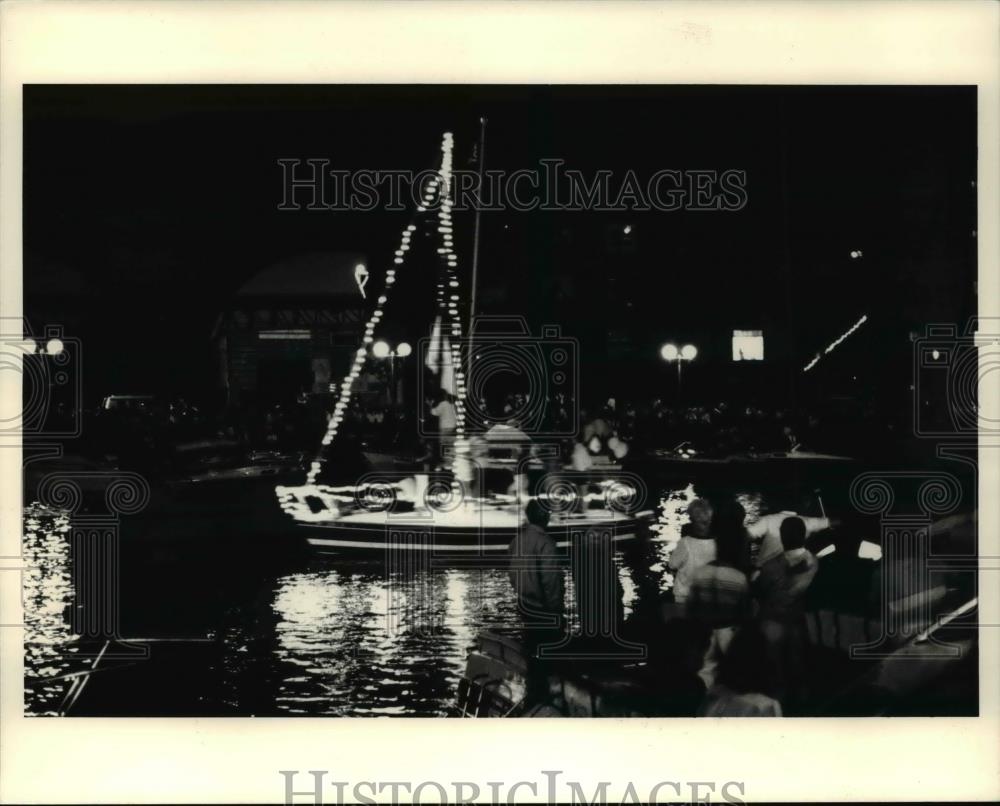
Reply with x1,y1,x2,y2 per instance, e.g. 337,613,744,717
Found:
24,482,776,716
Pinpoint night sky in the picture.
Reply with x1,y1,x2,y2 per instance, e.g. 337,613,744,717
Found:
23,85,976,406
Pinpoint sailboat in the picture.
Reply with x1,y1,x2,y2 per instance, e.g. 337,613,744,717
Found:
274,129,656,553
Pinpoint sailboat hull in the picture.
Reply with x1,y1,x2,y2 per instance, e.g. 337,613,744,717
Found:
294,507,656,554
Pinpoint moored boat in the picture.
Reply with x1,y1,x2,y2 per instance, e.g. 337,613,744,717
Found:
276,474,655,553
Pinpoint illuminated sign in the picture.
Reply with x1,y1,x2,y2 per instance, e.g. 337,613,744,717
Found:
732,329,764,361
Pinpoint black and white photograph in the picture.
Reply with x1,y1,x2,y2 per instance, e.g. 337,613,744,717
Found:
2,2,998,804
17,80,981,719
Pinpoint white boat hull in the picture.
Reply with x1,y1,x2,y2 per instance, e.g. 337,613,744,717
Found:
291,505,655,553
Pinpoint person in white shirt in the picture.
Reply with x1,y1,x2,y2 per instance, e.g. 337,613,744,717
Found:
754,517,820,619
669,499,717,602
746,510,832,568
430,393,457,430
429,392,457,467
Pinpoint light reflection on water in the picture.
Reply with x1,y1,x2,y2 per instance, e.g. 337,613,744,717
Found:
218,564,522,716
648,482,698,594
213,482,705,716
23,482,767,716
22,504,83,715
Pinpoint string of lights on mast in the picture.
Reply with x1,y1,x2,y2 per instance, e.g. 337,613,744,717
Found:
433,132,469,457
305,131,469,485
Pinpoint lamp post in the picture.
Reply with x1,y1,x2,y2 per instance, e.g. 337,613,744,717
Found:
21,337,64,356
372,340,412,406
659,342,697,402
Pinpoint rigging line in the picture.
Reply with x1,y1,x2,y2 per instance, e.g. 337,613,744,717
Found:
802,314,869,373
468,116,487,379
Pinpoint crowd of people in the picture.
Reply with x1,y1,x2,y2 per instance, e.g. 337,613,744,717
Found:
506,493,882,718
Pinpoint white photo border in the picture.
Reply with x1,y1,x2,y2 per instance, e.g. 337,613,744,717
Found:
1,1,997,803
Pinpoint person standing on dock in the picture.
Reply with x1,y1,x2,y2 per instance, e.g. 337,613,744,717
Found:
754,517,819,620
669,498,717,603
509,500,565,632
509,500,565,703
685,500,753,690
752,517,818,711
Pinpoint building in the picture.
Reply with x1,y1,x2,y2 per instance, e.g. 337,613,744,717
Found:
212,252,369,405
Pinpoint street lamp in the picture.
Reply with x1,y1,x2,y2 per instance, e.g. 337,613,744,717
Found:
372,340,412,405
19,338,63,356
660,342,697,401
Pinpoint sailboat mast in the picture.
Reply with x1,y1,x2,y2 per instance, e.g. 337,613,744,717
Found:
467,116,487,378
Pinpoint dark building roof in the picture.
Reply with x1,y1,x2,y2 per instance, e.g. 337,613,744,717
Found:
237,252,367,298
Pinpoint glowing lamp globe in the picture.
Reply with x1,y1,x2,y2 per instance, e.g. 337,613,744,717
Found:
660,343,679,361
372,341,391,358
396,342,412,358
681,344,698,361
45,338,65,356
